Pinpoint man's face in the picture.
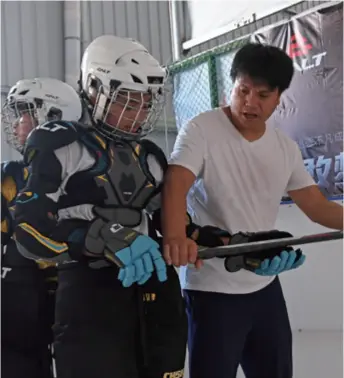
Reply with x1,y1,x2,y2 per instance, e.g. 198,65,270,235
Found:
13,111,37,145
104,91,152,134
230,75,280,129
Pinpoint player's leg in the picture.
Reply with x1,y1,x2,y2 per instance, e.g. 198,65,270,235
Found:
140,266,187,378
40,272,57,378
1,276,53,378
1,243,53,378
53,264,141,378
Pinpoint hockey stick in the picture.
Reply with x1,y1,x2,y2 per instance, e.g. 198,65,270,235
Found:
198,231,343,260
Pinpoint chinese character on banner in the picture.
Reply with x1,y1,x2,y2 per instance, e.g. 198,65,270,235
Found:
303,137,317,149
297,139,305,150
335,131,343,142
325,133,334,144
314,135,325,146
315,155,332,190
334,152,343,193
304,158,316,179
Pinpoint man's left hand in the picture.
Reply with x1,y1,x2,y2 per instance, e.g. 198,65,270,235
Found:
254,249,305,276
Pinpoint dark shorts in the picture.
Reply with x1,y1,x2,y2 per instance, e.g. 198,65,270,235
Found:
1,247,55,378
184,277,292,378
54,264,187,378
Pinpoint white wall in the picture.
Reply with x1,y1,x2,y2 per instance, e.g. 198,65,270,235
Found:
186,0,300,44
277,202,343,331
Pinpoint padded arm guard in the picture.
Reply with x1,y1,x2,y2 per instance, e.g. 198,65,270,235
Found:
1,197,12,246
14,121,86,263
23,120,82,164
84,218,144,267
151,209,230,247
185,213,230,247
1,160,28,245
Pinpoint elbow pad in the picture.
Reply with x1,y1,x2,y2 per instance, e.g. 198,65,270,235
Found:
151,209,231,247
186,213,231,247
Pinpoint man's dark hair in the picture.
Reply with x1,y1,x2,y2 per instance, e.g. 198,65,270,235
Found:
230,43,294,93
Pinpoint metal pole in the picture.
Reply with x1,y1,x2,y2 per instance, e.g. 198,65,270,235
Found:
169,0,181,62
63,0,81,89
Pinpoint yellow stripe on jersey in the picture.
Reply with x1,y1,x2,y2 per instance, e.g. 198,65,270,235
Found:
18,223,68,254
23,167,29,180
97,175,108,182
94,134,106,150
1,219,9,233
2,176,17,203
37,260,57,269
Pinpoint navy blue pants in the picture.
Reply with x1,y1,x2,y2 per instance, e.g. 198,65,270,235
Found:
184,277,292,378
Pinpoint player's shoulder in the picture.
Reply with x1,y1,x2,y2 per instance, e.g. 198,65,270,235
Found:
1,160,26,181
1,160,28,202
140,138,166,158
139,139,168,171
24,120,88,163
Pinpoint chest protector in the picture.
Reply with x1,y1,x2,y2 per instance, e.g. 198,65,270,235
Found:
84,134,167,228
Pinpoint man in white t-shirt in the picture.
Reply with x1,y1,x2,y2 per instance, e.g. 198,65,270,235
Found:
162,43,343,378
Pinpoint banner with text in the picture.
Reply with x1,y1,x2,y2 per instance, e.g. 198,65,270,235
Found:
252,3,343,197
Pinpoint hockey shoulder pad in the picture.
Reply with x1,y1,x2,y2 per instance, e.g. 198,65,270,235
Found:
23,120,82,164
1,160,27,184
1,160,28,203
140,139,168,175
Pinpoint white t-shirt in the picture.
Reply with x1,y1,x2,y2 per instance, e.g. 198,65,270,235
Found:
169,108,315,294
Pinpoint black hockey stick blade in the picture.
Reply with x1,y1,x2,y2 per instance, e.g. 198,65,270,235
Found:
198,231,343,260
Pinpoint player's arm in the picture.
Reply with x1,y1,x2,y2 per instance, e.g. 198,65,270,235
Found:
1,192,13,246
1,161,22,245
14,121,87,263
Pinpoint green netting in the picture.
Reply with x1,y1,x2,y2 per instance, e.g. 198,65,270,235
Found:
171,62,212,129
216,51,237,106
168,38,250,129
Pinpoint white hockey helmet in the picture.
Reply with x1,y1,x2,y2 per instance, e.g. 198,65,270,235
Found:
80,34,167,140
2,77,82,153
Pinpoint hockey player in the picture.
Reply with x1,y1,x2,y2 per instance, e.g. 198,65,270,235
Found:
12,35,185,378
1,77,83,378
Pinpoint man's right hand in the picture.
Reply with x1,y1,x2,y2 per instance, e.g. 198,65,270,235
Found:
163,236,203,269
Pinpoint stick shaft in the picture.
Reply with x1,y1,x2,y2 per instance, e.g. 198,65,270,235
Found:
198,231,343,260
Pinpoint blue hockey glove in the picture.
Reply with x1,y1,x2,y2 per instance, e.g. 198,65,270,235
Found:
84,219,167,287
115,234,167,287
254,249,306,276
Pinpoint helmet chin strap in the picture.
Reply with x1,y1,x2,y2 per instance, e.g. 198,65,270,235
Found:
93,93,108,123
